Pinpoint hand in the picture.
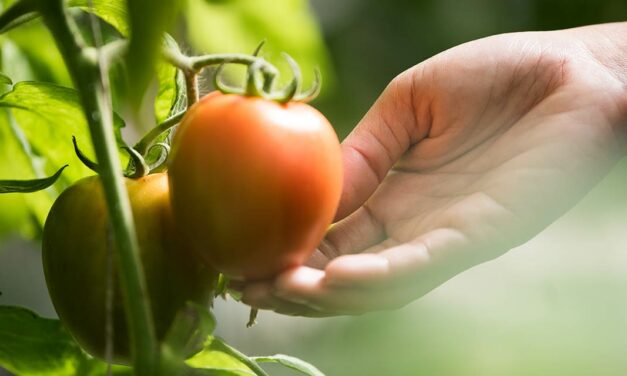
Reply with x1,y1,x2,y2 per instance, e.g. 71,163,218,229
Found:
238,23,627,316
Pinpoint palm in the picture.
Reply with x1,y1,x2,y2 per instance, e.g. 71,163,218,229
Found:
370,33,622,262
241,25,626,316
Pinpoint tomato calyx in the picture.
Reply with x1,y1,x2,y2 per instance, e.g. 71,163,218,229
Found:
72,135,99,173
213,42,321,104
72,135,167,179
73,43,323,181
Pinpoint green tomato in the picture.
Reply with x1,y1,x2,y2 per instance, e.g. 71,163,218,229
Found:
42,173,217,364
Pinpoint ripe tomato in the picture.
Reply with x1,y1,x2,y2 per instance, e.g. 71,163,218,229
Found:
168,92,342,280
42,173,217,364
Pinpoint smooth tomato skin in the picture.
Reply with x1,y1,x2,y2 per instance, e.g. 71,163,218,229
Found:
42,173,217,364
169,92,342,280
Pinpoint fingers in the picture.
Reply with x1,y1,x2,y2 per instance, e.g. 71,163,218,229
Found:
239,228,487,316
321,206,386,259
239,281,331,317
325,228,477,289
241,266,411,315
335,68,430,220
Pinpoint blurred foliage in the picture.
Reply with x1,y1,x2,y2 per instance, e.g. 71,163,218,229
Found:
309,0,627,137
4,21,70,85
184,0,334,94
124,0,182,111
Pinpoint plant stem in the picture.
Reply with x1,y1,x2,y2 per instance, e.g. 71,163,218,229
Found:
185,71,199,108
134,111,185,155
37,1,158,374
162,45,279,79
218,339,270,376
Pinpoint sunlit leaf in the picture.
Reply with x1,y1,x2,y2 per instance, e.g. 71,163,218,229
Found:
0,109,39,240
67,0,130,36
0,164,67,193
155,35,186,124
5,21,71,86
0,306,132,376
252,354,325,376
163,303,217,359
6,22,70,85
0,81,126,227
0,305,87,376
0,72,11,85
186,337,255,376
187,367,254,376
185,0,334,95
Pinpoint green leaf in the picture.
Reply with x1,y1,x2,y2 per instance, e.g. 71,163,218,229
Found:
5,20,71,86
184,0,334,95
0,0,129,38
160,304,218,376
124,0,182,110
0,81,126,228
187,367,255,376
0,109,39,241
0,0,36,34
163,303,217,360
67,0,130,36
154,34,187,123
252,354,325,376
0,164,67,193
0,72,12,85
186,337,255,376
0,306,132,376
0,305,86,376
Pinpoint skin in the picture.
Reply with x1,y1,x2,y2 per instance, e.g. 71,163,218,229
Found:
238,22,627,316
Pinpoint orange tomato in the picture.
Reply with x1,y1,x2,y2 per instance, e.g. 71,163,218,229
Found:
168,92,342,280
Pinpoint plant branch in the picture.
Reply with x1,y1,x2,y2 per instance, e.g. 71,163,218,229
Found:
162,45,279,80
84,39,129,70
184,71,199,108
36,0,158,374
134,111,185,155
217,338,269,376
190,54,278,77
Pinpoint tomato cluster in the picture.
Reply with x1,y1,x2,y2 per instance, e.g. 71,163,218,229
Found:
42,91,342,363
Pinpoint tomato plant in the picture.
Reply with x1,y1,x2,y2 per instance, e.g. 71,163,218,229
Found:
42,173,217,364
169,91,342,280
0,0,331,374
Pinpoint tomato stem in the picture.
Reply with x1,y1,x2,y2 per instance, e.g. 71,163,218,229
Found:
217,338,270,376
37,0,159,374
134,111,185,155
184,71,199,108
122,146,149,178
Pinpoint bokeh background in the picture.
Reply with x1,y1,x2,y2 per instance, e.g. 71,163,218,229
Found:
2,0,627,375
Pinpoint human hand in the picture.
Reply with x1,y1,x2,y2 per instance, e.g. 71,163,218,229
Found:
238,23,627,316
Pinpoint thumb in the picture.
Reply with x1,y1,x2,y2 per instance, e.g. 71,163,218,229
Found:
335,68,429,220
